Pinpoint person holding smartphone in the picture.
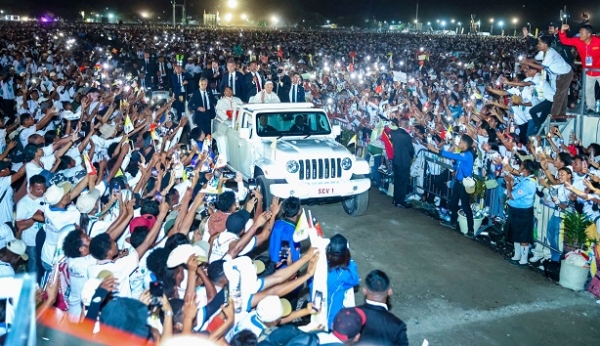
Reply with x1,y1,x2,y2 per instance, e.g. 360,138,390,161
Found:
268,197,301,269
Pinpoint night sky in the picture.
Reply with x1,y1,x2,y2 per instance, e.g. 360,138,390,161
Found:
10,0,598,29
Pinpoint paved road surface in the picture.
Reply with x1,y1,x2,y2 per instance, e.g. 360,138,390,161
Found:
314,189,600,345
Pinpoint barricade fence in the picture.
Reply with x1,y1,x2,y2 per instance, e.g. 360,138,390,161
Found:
406,149,561,255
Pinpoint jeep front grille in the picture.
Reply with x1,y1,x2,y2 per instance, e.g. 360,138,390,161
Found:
298,158,342,180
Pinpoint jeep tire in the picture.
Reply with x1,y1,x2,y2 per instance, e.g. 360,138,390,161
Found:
256,175,273,211
342,190,369,216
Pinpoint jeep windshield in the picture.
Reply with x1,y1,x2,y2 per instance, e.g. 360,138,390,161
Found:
255,112,331,137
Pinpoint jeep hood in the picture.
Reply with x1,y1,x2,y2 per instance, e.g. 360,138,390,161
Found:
270,138,350,157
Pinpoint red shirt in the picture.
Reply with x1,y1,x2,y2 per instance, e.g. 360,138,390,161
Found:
559,30,600,76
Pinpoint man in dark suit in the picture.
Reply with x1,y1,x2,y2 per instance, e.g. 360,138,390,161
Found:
289,115,309,132
357,270,408,346
288,72,306,103
257,114,277,135
203,60,221,89
220,59,245,99
155,55,170,91
273,65,291,102
139,51,155,90
171,64,191,121
391,117,415,208
188,77,216,135
244,60,264,103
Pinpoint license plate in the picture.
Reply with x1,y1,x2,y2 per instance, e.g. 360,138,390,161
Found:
317,187,334,195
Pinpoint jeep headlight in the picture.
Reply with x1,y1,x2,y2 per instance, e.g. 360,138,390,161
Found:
286,160,300,173
341,157,352,170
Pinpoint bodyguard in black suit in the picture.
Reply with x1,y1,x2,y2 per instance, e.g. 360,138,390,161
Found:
391,117,415,208
288,73,306,103
273,68,292,102
139,52,155,90
171,65,191,120
202,60,222,88
357,270,408,346
188,77,216,135
244,61,265,103
220,59,245,99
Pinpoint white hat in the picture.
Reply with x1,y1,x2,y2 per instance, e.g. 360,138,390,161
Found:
256,295,293,323
264,81,274,85
99,123,117,139
76,189,101,214
44,182,72,206
463,177,476,194
6,239,28,261
223,256,263,297
167,244,208,268
49,72,57,77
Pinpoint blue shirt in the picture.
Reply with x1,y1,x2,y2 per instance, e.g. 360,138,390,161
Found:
326,260,360,329
449,105,464,119
268,219,300,267
508,176,537,209
441,150,474,181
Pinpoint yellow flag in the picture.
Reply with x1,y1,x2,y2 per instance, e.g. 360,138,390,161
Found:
124,114,134,134
293,208,310,242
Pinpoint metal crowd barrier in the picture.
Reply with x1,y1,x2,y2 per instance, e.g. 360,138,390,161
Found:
406,149,560,255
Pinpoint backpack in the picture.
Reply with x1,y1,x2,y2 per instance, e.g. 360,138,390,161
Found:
258,325,319,346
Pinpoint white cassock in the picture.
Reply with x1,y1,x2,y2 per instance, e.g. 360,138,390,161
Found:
249,90,281,104
215,96,244,122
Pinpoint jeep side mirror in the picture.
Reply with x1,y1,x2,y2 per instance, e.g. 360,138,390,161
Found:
331,124,341,138
239,128,251,140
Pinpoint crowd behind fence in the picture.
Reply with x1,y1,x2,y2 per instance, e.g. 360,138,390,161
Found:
407,149,561,255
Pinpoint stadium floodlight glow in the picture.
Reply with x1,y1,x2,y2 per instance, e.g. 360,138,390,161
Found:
108,13,114,19
227,0,238,9
512,18,517,24
490,18,494,23
451,19,455,24
140,12,149,18
271,16,279,24
224,13,232,22
241,13,248,20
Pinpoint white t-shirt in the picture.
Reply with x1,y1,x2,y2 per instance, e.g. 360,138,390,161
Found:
208,232,257,264
0,224,15,250
87,250,140,298
0,176,14,224
67,255,96,321
0,260,15,277
226,310,265,341
535,49,572,76
16,194,45,247
41,205,81,265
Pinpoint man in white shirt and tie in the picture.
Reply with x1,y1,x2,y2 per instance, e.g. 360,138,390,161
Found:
188,77,216,134
216,86,243,123
244,61,264,102
249,81,281,104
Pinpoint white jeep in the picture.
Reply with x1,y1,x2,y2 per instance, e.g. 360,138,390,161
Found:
212,102,371,216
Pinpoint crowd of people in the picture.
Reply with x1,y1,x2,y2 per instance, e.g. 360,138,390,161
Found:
0,14,599,344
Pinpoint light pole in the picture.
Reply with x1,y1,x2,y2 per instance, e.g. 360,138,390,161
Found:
436,19,440,30
441,20,446,31
490,18,494,35
499,20,504,36
527,22,531,33
512,18,517,36
457,21,462,34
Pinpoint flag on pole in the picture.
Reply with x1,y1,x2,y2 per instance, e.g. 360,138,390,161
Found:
124,114,134,134
271,138,277,161
293,208,310,242
82,152,97,175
